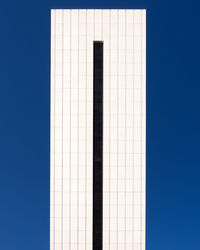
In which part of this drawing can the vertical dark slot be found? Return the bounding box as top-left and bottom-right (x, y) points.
(93, 41), (103, 250)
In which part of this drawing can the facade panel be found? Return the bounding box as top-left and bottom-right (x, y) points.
(51, 9), (146, 250)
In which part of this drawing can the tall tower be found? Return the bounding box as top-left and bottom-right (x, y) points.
(50, 9), (146, 250)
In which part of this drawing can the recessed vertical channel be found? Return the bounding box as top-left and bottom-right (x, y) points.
(93, 41), (103, 250)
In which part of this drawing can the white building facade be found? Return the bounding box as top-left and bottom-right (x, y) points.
(50, 9), (146, 250)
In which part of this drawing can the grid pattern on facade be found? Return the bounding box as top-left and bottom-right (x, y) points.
(50, 9), (146, 250)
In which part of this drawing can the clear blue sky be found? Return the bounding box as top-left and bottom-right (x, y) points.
(0, 0), (199, 249)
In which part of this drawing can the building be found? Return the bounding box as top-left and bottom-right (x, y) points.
(50, 9), (146, 250)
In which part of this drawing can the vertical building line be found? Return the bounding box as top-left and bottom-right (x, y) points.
(53, 9), (56, 250)
(140, 10), (143, 250)
(93, 41), (103, 250)
(50, 34), (52, 250)
(125, 9), (127, 250)
(117, 9), (119, 250)
(69, 9), (71, 250)
(144, 12), (146, 250)
(102, 9), (103, 40)
(109, 9), (111, 250)
(132, 9), (135, 250)
(94, 9), (95, 40)
(77, 9), (79, 250)
(85, 9), (87, 250)
(102, 9), (103, 249)
(93, 10), (95, 250)
(101, 9), (103, 248)
(61, 9), (64, 250)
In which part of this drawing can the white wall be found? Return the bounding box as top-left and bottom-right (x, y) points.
(51, 9), (146, 250)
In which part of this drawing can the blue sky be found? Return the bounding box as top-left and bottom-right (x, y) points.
(0, 0), (200, 249)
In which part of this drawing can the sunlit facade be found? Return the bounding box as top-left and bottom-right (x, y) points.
(50, 9), (146, 250)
